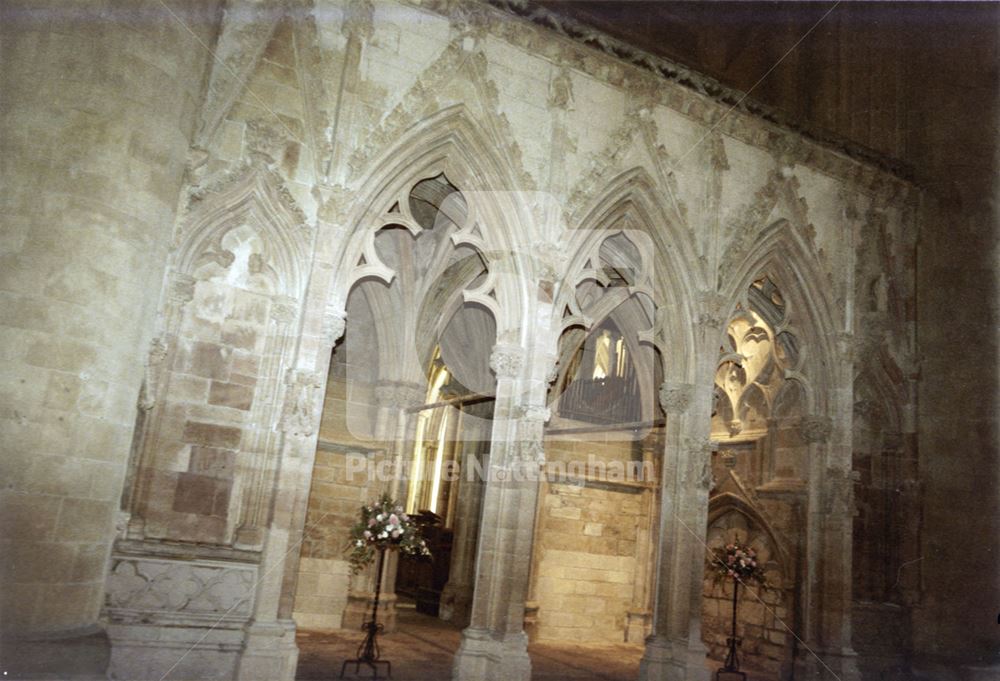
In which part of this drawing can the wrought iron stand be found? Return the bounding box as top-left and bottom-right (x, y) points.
(340, 548), (392, 679)
(717, 579), (746, 680)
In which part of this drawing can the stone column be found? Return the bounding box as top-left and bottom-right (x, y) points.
(625, 437), (659, 643)
(235, 312), (347, 681)
(440, 400), (493, 627)
(452, 344), (548, 681)
(796, 415), (862, 681)
(0, 2), (218, 676)
(639, 379), (714, 681)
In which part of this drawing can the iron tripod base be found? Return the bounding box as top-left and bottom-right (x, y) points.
(340, 547), (392, 679)
(716, 579), (746, 680)
(716, 636), (746, 680)
(339, 620), (392, 679)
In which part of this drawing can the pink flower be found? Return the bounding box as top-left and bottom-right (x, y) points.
(389, 513), (399, 525)
(363, 530), (372, 539)
(368, 518), (376, 527)
(391, 529), (401, 539)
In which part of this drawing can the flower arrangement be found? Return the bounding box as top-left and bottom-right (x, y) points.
(346, 494), (431, 574)
(709, 539), (767, 586)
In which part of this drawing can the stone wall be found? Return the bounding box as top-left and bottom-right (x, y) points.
(292, 334), (380, 630)
(531, 432), (654, 642)
(0, 1), (219, 675)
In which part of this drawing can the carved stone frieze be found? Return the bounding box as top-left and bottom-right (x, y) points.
(477, 0), (913, 189)
(105, 556), (256, 621)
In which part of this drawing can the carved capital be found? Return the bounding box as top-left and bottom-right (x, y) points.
(490, 344), (524, 378)
(323, 304), (347, 346)
(799, 415), (833, 444)
(342, 0), (375, 40)
(517, 404), (551, 423)
(658, 382), (694, 414)
(373, 381), (424, 410)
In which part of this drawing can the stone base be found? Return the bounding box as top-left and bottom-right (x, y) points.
(341, 591), (398, 633)
(106, 620), (243, 681)
(452, 627), (531, 681)
(439, 582), (473, 629)
(911, 661), (1000, 681)
(235, 620), (298, 681)
(625, 609), (652, 643)
(522, 601), (540, 643)
(1, 625), (110, 680)
(638, 635), (710, 681)
(793, 647), (861, 681)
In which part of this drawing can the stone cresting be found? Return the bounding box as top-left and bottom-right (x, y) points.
(481, 0), (914, 183)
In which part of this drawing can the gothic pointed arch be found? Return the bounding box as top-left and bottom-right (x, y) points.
(718, 219), (840, 411)
(329, 105), (531, 347)
(558, 167), (699, 385)
(177, 165), (311, 298)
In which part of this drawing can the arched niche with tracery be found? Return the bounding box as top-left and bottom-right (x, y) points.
(340, 173), (498, 398)
(122, 166), (312, 547)
(712, 276), (804, 443)
(702, 497), (793, 675)
(551, 226), (663, 431)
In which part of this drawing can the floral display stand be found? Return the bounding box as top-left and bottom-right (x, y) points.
(708, 540), (767, 681)
(340, 495), (431, 680)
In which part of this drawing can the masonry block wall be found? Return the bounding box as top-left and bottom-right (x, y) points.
(532, 432), (654, 642)
(293, 333), (379, 629)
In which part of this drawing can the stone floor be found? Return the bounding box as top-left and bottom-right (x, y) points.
(296, 605), (644, 681)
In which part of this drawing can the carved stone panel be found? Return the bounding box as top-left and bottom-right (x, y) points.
(105, 555), (257, 624)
